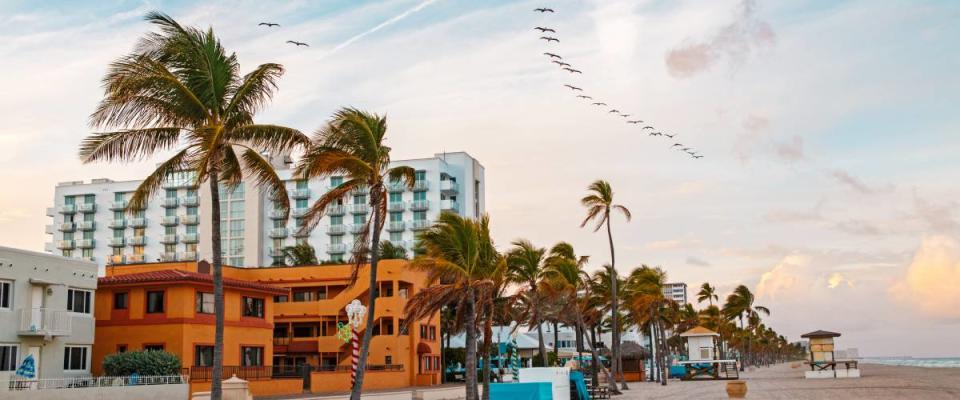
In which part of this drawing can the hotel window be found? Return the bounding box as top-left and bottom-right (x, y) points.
(296, 180), (308, 190)
(398, 319), (408, 336)
(114, 192), (124, 202)
(0, 344), (17, 371)
(196, 292), (214, 314)
(63, 346), (89, 371)
(82, 249), (93, 259)
(144, 344), (165, 351)
(165, 189), (176, 199)
(415, 170), (426, 182)
(67, 289), (92, 314)
(389, 232), (402, 242)
(389, 192), (402, 204)
(295, 198), (308, 209)
(274, 294), (288, 303)
(113, 210), (124, 224)
(117, 344), (128, 353)
(331, 215), (343, 226)
(84, 194), (95, 204)
(187, 206), (198, 216)
(292, 325), (314, 338)
(241, 347), (264, 366)
(113, 292), (128, 310)
(146, 291), (165, 313)
(413, 191), (426, 201)
(165, 207), (176, 217)
(242, 297), (265, 318)
(429, 326), (437, 341)
(474, 180), (480, 217)
(353, 214), (365, 225)
(385, 355), (392, 365)
(330, 176), (343, 187)
(195, 345), (214, 367)
(353, 194), (366, 205)
(413, 211), (427, 221)
(0, 280), (11, 310)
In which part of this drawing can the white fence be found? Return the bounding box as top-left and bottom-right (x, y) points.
(4, 375), (189, 400)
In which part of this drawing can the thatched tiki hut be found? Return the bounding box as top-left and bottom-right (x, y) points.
(621, 341), (649, 381)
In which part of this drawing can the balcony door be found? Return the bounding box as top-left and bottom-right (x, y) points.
(30, 284), (45, 328)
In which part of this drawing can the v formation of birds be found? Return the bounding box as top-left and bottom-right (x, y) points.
(533, 7), (702, 159)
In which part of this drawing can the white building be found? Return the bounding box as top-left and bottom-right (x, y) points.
(0, 246), (98, 381)
(45, 151), (484, 269)
(662, 282), (688, 304)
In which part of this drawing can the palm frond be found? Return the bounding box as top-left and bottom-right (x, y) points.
(127, 148), (191, 214)
(239, 147), (291, 215)
(226, 124), (309, 153)
(79, 127), (182, 163)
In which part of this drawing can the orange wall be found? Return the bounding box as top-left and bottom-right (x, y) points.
(191, 378), (304, 397)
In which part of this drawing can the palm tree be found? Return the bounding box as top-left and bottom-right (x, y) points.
(722, 285), (770, 371)
(402, 213), (499, 400)
(505, 239), (548, 366)
(295, 107), (415, 399)
(378, 240), (408, 260)
(283, 243), (318, 266)
(696, 283), (719, 307)
(79, 13), (307, 399)
(580, 180), (631, 390)
(476, 257), (508, 400)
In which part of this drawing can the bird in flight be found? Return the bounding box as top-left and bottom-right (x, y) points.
(619, 113), (630, 118)
(608, 109), (620, 113)
(693, 155), (704, 159)
(540, 36), (560, 43)
(649, 132), (663, 137)
(664, 133), (676, 138)
(681, 147), (691, 152)
(562, 67), (582, 74)
(534, 8), (555, 13)
(576, 95), (593, 99)
(535, 27), (556, 33)
(592, 102), (607, 106)
(259, 22), (280, 27)
(642, 126), (654, 130)
(552, 60), (571, 67)
(286, 40), (309, 47)
(544, 52), (562, 59)
(563, 84), (583, 91)
(672, 143), (682, 147)
(627, 120), (642, 124)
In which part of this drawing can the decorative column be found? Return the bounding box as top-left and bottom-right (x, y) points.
(345, 299), (367, 388)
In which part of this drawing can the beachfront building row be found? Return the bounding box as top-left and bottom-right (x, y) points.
(662, 282), (688, 304)
(0, 246), (98, 382)
(45, 151), (484, 270)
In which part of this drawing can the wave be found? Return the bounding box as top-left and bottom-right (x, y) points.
(861, 358), (960, 368)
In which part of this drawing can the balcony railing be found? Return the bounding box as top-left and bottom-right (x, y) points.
(350, 186), (368, 196)
(108, 219), (127, 229)
(386, 221), (405, 232)
(18, 308), (71, 336)
(349, 204), (370, 214)
(387, 202), (405, 212)
(56, 240), (75, 250)
(269, 228), (288, 238)
(326, 205), (346, 216)
(129, 218), (147, 228)
(181, 214), (200, 225)
(269, 209), (287, 220)
(182, 233), (199, 243)
(109, 238), (125, 247)
(78, 203), (96, 213)
(160, 234), (178, 244)
(327, 225), (347, 235)
(409, 200), (430, 211)
(109, 201), (127, 211)
(386, 181), (406, 193)
(189, 366), (273, 382)
(349, 224), (366, 234)
(181, 251), (198, 261)
(440, 180), (460, 193)
(161, 198), (179, 208)
(109, 255), (125, 264)
(408, 220), (431, 231)
(129, 236), (146, 246)
(327, 243), (348, 254)
(59, 222), (76, 232)
(160, 252), (178, 262)
(59, 204), (76, 214)
(291, 189), (311, 199)
(161, 216), (179, 226)
(77, 221), (96, 231)
(181, 196), (199, 206)
(412, 180), (429, 192)
(269, 247), (285, 258)
(291, 208), (309, 218)
(127, 254), (145, 263)
(77, 239), (95, 249)
(440, 200), (459, 212)
(162, 180), (198, 189)
(292, 228), (310, 238)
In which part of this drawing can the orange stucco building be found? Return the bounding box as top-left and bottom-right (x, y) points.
(94, 259), (442, 396)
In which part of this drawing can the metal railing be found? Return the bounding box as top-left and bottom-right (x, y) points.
(349, 204), (370, 214)
(59, 204), (76, 214)
(327, 224), (347, 235)
(129, 218), (147, 228)
(180, 251), (198, 261)
(181, 214), (200, 225)
(161, 198), (179, 208)
(408, 220), (431, 231)
(269, 228), (288, 238)
(129, 236), (146, 245)
(189, 366), (272, 381)
(387, 202), (405, 212)
(386, 221), (405, 232)
(412, 180), (429, 192)
(57, 240), (75, 250)
(160, 234), (178, 244)
(160, 216), (179, 226)
(160, 252), (178, 262)
(77, 221), (96, 231)
(126, 254), (145, 263)
(78, 203), (96, 213)
(181, 196), (199, 206)
(76, 239), (95, 249)
(269, 209), (287, 220)
(291, 208), (309, 218)
(59, 222), (76, 232)
(349, 224), (366, 234)
(440, 200), (459, 211)
(409, 200), (430, 211)
(182, 233), (198, 243)
(108, 220), (126, 229)
(327, 243), (348, 254)
(386, 182), (406, 192)
(17, 308), (71, 336)
(7, 375), (187, 391)
(109, 201), (127, 211)
(291, 189), (311, 199)
(326, 205), (346, 216)
(109, 238), (125, 247)
(440, 180), (460, 193)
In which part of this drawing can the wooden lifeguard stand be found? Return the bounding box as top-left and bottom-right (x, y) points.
(801, 330), (859, 378)
(678, 326), (738, 380)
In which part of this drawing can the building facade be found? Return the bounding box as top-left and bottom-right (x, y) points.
(662, 282), (688, 304)
(46, 152), (485, 270)
(0, 246), (98, 381)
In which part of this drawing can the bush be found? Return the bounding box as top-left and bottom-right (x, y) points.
(102, 350), (182, 376)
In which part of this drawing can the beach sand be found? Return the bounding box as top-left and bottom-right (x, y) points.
(619, 363), (960, 399)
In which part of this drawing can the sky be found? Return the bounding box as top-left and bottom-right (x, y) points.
(1, 0), (959, 357)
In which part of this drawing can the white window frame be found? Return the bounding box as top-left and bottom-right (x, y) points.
(0, 343), (18, 371)
(0, 279), (12, 310)
(67, 288), (93, 314)
(63, 345), (90, 371)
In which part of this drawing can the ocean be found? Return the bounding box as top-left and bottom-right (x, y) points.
(861, 358), (960, 368)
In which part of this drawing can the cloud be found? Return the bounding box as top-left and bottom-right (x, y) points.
(686, 256), (712, 267)
(644, 239), (702, 251)
(911, 193), (959, 234)
(831, 170), (874, 194)
(774, 135), (805, 163)
(890, 235), (960, 320)
(321, 0), (439, 58)
(664, 0), (776, 78)
(734, 113), (771, 161)
(833, 219), (883, 236)
(827, 272), (854, 289)
(756, 254), (809, 300)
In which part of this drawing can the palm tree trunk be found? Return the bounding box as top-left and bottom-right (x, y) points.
(532, 284), (546, 367)
(589, 324), (599, 386)
(464, 288), (479, 400)
(575, 323), (583, 369)
(657, 320), (668, 386)
(481, 313), (493, 400)
(350, 190), (383, 400)
(440, 321), (446, 384)
(738, 316), (745, 372)
(604, 217), (627, 390)
(536, 323), (547, 367)
(209, 172), (224, 400)
(576, 312), (614, 393)
(552, 321), (559, 365)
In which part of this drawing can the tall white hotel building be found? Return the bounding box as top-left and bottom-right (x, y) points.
(45, 152), (484, 270)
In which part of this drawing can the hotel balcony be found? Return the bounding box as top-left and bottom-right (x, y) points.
(327, 225), (347, 236)
(59, 222), (76, 232)
(160, 252), (178, 262)
(160, 234), (178, 244)
(77, 221), (96, 231)
(44, 224), (54, 235)
(291, 189), (311, 199)
(110, 200), (128, 211)
(127, 254), (145, 263)
(180, 251), (198, 261)
(45, 207), (56, 217)
(160, 216), (179, 226)
(386, 221), (405, 232)
(59, 204), (76, 214)
(109, 238), (125, 247)
(129, 218), (147, 228)
(327, 243), (348, 254)
(181, 214), (200, 225)
(292, 228), (310, 238)
(350, 186), (368, 196)
(182, 233), (199, 243)
(269, 247), (285, 258)
(181, 196), (199, 207)
(412, 180), (429, 192)
(76, 239), (95, 249)
(128, 236), (147, 246)
(439, 180), (460, 194)
(291, 208), (309, 218)
(409, 200), (430, 211)
(162, 180), (198, 189)
(269, 209), (288, 220)
(440, 200), (459, 212)
(326, 205), (346, 216)
(269, 228), (289, 239)
(17, 308), (71, 337)
(408, 220), (431, 231)
(349, 224), (366, 234)
(349, 204), (370, 214)
(108, 219), (127, 229)
(57, 240), (75, 250)
(386, 182), (406, 193)
(160, 198), (179, 208)
(78, 203), (96, 213)
(387, 202), (405, 212)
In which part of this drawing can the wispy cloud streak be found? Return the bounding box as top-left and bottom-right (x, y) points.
(321, 0), (439, 58)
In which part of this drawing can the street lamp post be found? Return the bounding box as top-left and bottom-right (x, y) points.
(345, 299), (367, 389)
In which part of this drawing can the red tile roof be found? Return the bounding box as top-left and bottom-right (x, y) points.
(99, 269), (287, 295)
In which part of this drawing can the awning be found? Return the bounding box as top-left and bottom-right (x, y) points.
(417, 342), (433, 354)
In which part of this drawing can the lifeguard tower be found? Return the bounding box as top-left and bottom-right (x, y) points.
(801, 330), (859, 378)
(678, 326), (738, 380)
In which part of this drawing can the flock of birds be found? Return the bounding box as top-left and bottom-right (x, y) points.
(533, 7), (703, 160)
(258, 22), (310, 47)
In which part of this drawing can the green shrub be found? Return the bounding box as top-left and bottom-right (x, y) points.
(102, 350), (182, 376)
